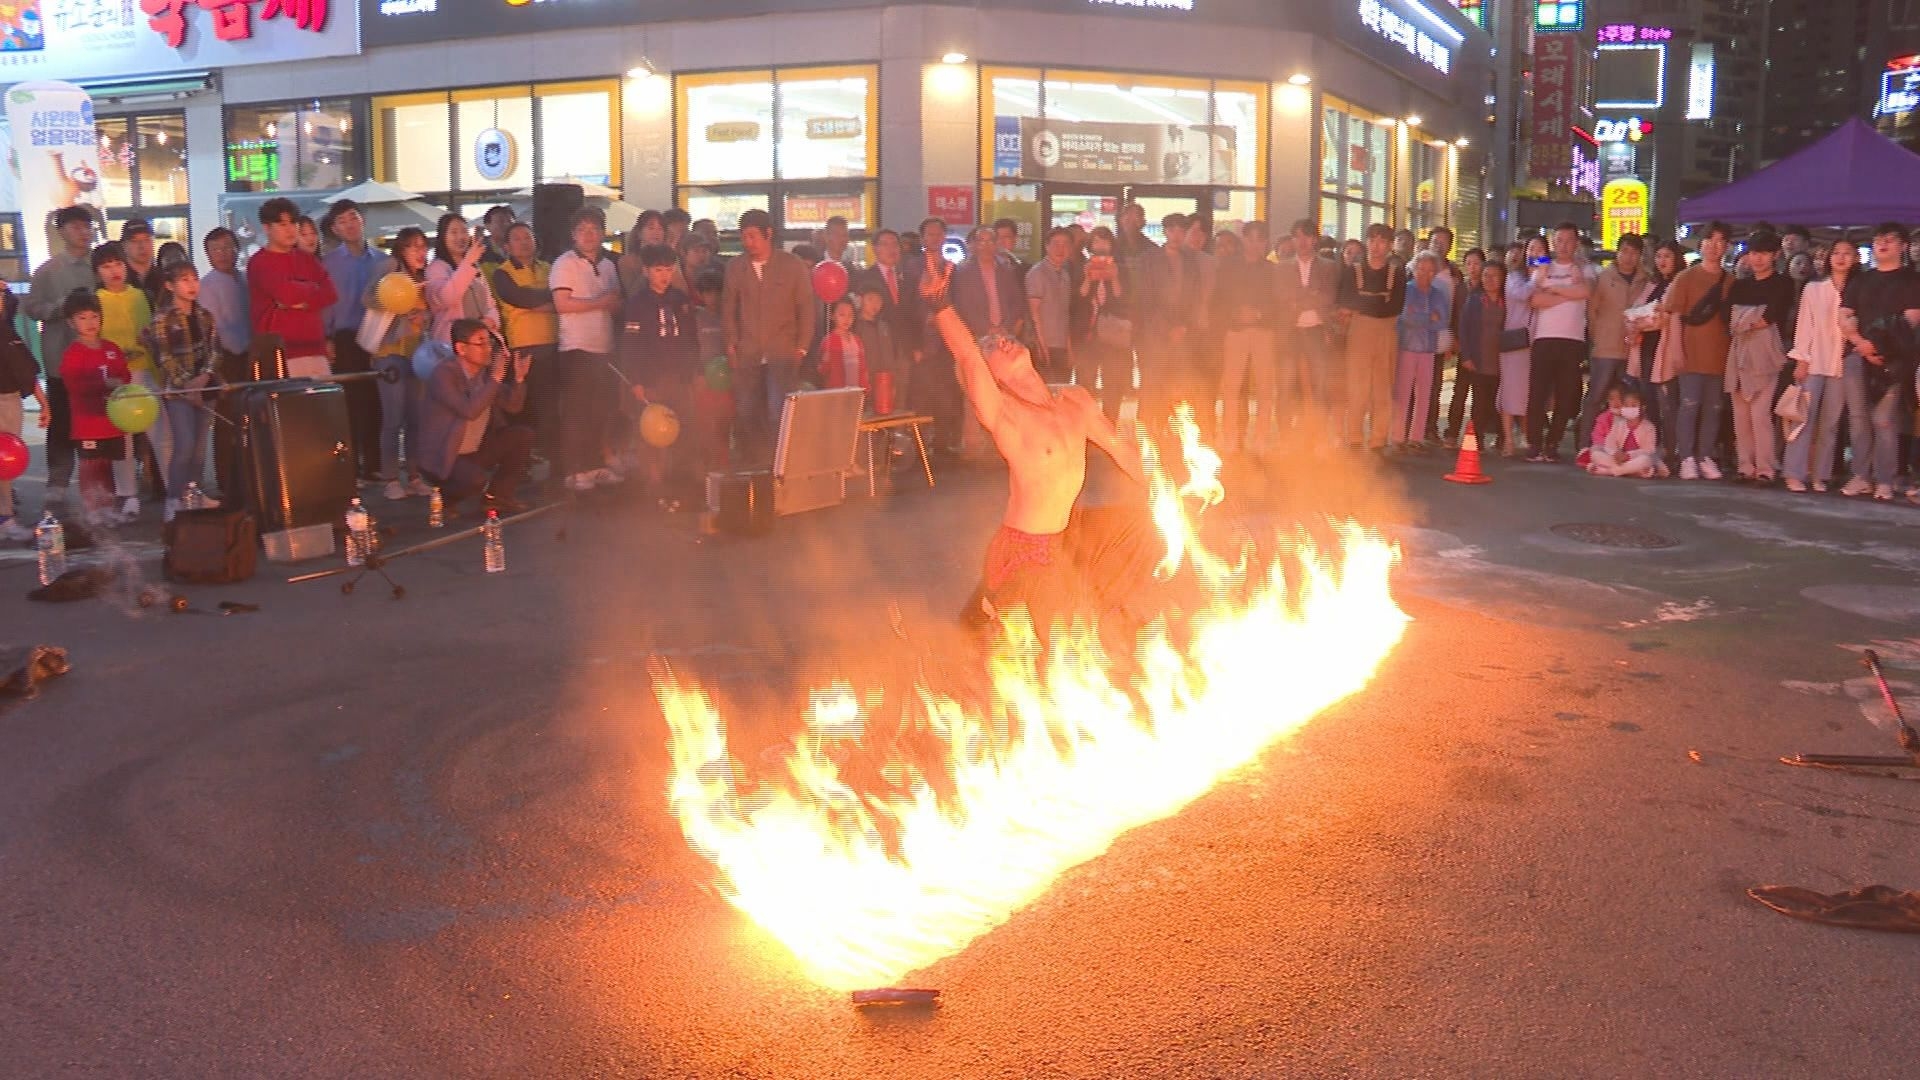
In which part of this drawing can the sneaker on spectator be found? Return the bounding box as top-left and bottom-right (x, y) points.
(384, 479), (410, 501)
(162, 499), (179, 524)
(1841, 477), (1872, 497)
(0, 517), (32, 542)
(1679, 457), (1700, 480)
(406, 476), (434, 498)
(1697, 458), (1723, 480)
(1785, 478), (1808, 492)
(1874, 483), (1895, 501)
(1813, 481), (1829, 493)
(119, 495), (141, 517)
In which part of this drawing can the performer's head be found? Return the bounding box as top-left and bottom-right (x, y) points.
(977, 332), (1038, 387)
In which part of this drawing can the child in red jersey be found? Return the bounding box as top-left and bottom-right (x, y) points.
(58, 289), (134, 523)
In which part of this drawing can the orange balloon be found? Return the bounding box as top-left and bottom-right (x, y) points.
(640, 403), (680, 448)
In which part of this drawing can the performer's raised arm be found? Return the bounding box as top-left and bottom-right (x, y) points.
(921, 262), (1005, 433)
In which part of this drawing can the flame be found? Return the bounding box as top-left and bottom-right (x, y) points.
(655, 422), (1408, 992)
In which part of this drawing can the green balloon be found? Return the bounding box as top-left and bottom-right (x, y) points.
(703, 356), (732, 392)
(107, 383), (160, 435)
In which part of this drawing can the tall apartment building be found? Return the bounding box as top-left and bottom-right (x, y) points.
(1762, 0), (1873, 161)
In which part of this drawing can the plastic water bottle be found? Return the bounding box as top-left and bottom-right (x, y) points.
(181, 482), (207, 511)
(482, 508), (505, 574)
(345, 498), (370, 567)
(34, 510), (65, 587)
(427, 486), (444, 529)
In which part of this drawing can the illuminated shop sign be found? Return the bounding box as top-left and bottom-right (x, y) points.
(1534, 1), (1582, 30)
(1596, 23), (1672, 43)
(1880, 57), (1920, 116)
(1358, 0), (1462, 76)
(1591, 116), (1652, 143)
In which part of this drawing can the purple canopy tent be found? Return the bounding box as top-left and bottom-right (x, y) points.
(1676, 117), (1920, 227)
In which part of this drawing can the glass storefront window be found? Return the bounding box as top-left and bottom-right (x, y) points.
(538, 83), (618, 185)
(374, 80), (619, 205)
(778, 72), (872, 180)
(1406, 137), (1444, 236)
(682, 72), (775, 186)
(680, 187), (771, 234)
(96, 118), (132, 208)
(94, 112), (189, 235)
(225, 99), (361, 192)
(379, 94), (452, 195)
(980, 67), (1267, 233)
(454, 90), (534, 193)
(1320, 99), (1395, 238)
(675, 65), (879, 240)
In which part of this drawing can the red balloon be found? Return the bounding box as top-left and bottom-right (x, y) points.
(811, 259), (849, 304)
(0, 431), (26, 483)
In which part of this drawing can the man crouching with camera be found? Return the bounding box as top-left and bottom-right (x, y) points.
(417, 318), (535, 517)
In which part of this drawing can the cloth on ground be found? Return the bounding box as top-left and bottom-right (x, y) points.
(0, 645), (71, 706)
(1748, 884), (1920, 933)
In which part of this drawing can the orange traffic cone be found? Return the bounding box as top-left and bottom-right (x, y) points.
(1445, 421), (1494, 485)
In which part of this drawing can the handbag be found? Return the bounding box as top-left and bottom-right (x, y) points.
(355, 307), (396, 355)
(1499, 325), (1530, 352)
(1095, 311), (1133, 350)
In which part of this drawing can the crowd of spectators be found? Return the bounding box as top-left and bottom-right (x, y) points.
(6, 196), (1920, 542)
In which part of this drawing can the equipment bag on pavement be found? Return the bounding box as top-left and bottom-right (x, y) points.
(164, 508), (259, 584)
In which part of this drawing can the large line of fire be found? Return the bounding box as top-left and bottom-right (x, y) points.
(656, 414), (1409, 991)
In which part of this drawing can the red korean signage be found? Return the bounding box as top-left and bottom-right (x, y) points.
(1529, 33), (1576, 180)
(927, 185), (976, 228)
(141, 0), (329, 50)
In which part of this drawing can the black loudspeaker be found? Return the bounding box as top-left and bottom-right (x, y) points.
(532, 182), (585, 263)
(236, 380), (357, 533)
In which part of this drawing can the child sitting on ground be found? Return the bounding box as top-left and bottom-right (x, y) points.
(58, 290), (134, 522)
(1586, 388), (1660, 478)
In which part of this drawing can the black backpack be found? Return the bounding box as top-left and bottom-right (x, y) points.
(163, 509), (259, 585)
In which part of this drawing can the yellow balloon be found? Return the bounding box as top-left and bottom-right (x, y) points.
(639, 403), (680, 448)
(377, 272), (420, 314)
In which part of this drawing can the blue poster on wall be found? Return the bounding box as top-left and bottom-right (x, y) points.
(993, 116), (1022, 179)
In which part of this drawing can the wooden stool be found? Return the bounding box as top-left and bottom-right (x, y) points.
(855, 413), (935, 496)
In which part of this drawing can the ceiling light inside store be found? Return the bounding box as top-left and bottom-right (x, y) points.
(1374, 116), (1395, 127)
(1455, 137), (1470, 147)
(627, 59), (656, 80)
(1288, 73), (1312, 86)
(1405, 115), (1422, 126)
(942, 52), (969, 65)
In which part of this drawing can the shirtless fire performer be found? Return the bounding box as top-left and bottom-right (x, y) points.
(921, 262), (1159, 637)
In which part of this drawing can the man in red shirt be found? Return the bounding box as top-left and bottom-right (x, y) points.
(247, 197), (338, 379)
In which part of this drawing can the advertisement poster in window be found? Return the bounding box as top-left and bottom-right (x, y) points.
(1530, 34), (1576, 180)
(0, 1), (359, 83)
(927, 185), (975, 227)
(6, 80), (105, 270)
(996, 117), (1236, 185)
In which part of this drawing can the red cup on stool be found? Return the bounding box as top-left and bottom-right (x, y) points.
(874, 371), (895, 416)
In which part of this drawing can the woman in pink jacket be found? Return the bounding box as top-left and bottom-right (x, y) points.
(425, 214), (500, 346)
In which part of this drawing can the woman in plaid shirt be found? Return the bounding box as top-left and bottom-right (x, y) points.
(141, 262), (223, 521)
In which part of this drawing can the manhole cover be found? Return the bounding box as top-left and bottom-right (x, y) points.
(1550, 522), (1678, 549)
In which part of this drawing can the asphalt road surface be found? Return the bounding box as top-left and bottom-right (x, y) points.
(3, 446), (1919, 1078)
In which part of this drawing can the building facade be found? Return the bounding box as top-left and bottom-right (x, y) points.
(1, 0), (1497, 272)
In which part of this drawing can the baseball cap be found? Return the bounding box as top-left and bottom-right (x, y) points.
(1746, 230), (1780, 254)
(119, 217), (154, 241)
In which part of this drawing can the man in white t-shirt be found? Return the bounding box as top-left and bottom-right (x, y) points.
(1524, 221), (1598, 461)
(548, 207), (625, 490)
